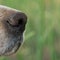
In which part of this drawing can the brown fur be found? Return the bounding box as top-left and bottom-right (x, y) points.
(0, 5), (27, 56)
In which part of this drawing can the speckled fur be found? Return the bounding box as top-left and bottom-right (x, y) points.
(0, 5), (27, 56)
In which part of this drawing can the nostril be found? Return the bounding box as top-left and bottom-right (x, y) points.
(6, 12), (27, 27)
(18, 18), (24, 26)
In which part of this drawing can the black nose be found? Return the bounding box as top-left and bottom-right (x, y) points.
(8, 12), (27, 27)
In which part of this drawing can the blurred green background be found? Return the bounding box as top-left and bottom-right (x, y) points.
(0, 0), (60, 60)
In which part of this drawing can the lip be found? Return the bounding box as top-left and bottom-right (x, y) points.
(1, 42), (21, 56)
(0, 35), (22, 56)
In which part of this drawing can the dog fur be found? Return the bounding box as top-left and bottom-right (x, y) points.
(0, 5), (27, 56)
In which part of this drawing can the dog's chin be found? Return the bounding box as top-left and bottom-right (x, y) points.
(3, 42), (21, 56)
(0, 34), (23, 56)
(4, 42), (21, 56)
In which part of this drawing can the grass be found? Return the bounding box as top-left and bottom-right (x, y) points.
(0, 0), (60, 60)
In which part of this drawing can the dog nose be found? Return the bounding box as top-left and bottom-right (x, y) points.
(8, 12), (27, 27)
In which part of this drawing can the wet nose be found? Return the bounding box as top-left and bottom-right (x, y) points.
(8, 12), (27, 27)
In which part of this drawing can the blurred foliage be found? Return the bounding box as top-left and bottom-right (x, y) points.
(0, 0), (60, 60)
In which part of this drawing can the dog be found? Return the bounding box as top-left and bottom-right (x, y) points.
(0, 5), (27, 56)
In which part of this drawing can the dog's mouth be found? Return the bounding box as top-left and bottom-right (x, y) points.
(0, 34), (23, 56)
(4, 41), (21, 56)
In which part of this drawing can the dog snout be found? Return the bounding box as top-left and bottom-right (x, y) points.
(7, 12), (27, 27)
